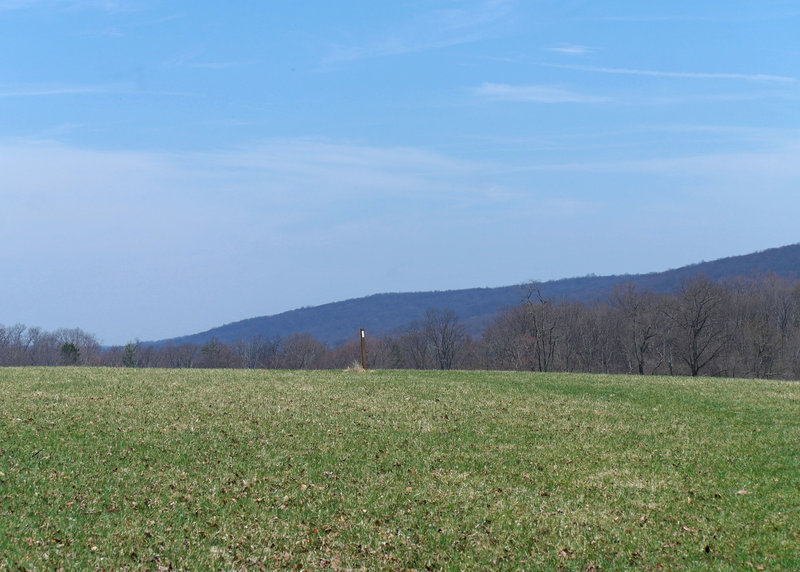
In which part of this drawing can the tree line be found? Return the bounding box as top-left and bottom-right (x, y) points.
(3, 274), (800, 379)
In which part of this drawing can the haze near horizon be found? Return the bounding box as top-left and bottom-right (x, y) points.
(2, 1), (799, 345)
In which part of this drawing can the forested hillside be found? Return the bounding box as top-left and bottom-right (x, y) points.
(156, 243), (800, 347)
(4, 243), (800, 379)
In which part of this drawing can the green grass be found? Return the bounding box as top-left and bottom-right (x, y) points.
(1, 368), (798, 570)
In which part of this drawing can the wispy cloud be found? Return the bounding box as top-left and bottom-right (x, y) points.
(642, 124), (800, 144)
(545, 44), (598, 56)
(321, 0), (514, 67)
(0, 137), (504, 227)
(472, 82), (796, 107)
(472, 83), (612, 104)
(189, 60), (258, 70)
(544, 63), (797, 83)
(162, 50), (257, 71)
(0, 83), (127, 97)
(598, 10), (800, 23)
(645, 91), (799, 104)
(0, 0), (132, 12)
(202, 138), (490, 204)
(0, 83), (197, 98)
(0, 137), (498, 265)
(508, 142), (800, 180)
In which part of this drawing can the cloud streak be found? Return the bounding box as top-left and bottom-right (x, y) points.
(545, 44), (598, 56)
(0, 83), (128, 97)
(162, 50), (258, 70)
(0, 137), (495, 224)
(473, 82), (796, 107)
(321, 0), (514, 67)
(598, 10), (800, 23)
(0, 83), (198, 98)
(189, 60), (258, 70)
(506, 142), (800, 181)
(0, 0), (131, 12)
(472, 83), (612, 103)
(543, 63), (797, 83)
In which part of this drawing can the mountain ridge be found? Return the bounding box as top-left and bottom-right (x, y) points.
(151, 243), (800, 347)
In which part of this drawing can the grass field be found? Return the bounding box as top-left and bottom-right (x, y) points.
(1, 367), (798, 570)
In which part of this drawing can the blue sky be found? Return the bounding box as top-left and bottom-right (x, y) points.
(2, 0), (799, 345)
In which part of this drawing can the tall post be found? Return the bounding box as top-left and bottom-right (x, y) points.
(360, 328), (368, 370)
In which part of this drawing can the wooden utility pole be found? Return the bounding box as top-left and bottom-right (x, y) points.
(360, 328), (368, 370)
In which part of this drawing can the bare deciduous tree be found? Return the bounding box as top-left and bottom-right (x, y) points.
(663, 276), (730, 377)
(613, 283), (661, 375)
(522, 282), (560, 372)
(280, 333), (327, 369)
(163, 344), (200, 368)
(423, 308), (466, 370)
(396, 326), (430, 369)
(234, 335), (282, 369)
(482, 306), (536, 371)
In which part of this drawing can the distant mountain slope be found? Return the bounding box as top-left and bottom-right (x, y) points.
(154, 243), (800, 347)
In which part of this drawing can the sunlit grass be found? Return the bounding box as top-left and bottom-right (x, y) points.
(1, 367), (798, 569)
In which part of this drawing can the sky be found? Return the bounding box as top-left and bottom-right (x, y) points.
(2, 0), (800, 345)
